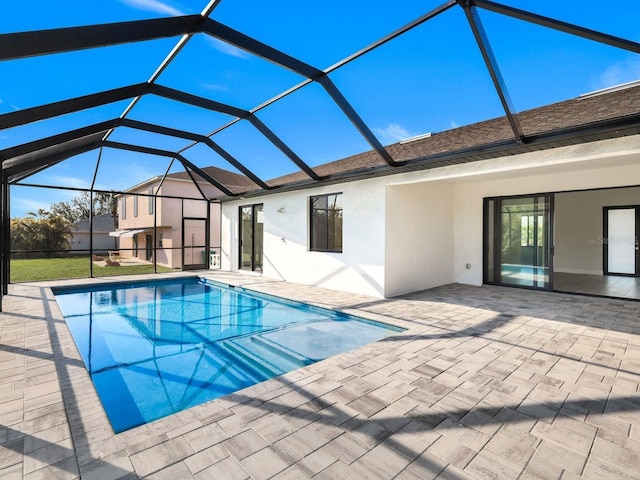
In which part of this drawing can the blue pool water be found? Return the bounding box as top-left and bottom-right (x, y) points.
(53, 277), (402, 432)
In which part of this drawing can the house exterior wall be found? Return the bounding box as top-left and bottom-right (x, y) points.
(69, 232), (116, 253)
(221, 135), (640, 298)
(117, 179), (218, 268)
(221, 181), (388, 297)
(384, 182), (455, 297)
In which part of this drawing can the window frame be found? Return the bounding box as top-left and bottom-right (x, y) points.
(309, 192), (343, 253)
(121, 197), (127, 220)
(133, 195), (139, 217)
(148, 187), (154, 214)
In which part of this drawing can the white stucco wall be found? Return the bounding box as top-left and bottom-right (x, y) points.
(221, 135), (640, 297)
(222, 181), (388, 297)
(554, 187), (640, 275)
(69, 232), (116, 252)
(384, 182), (455, 297)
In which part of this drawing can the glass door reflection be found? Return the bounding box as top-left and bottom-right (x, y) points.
(485, 194), (553, 290)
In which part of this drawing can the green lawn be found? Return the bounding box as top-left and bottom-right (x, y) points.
(10, 257), (177, 282)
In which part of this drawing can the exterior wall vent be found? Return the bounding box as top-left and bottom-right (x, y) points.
(400, 132), (432, 144)
(579, 79), (640, 100)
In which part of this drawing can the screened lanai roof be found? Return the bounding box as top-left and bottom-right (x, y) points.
(1, 0), (639, 211)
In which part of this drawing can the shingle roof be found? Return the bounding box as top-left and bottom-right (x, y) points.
(266, 83), (640, 188)
(166, 165), (258, 194)
(72, 213), (116, 233)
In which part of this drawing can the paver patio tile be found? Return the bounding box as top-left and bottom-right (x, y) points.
(23, 454), (79, 480)
(582, 456), (640, 480)
(383, 420), (440, 460)
(0, 439), (23, 470)
(347, 393), (388, 418)
(145, 461), (195, 480)
(425, 434), (476, 469)
(23, 423), (71, 454)
(313, 460), (368, 480)
(590, 436), (640, 475)
(394, 452), (447, 479)
(78, 449), (134, 480)
(294, 448), (337, 476)
(271, 464), (310, 479)
(342, 416), (392, 447)
(434, 464), (479, 480)
(484, 424), (539, 465)
(221, 428), (268, 461)
(194, 455), (249, 480)
(184, 443), (229, 474)
(435, 417), (491, 451)
(0, 462), (23, 480)
(531, 439), (587, 474)
(520, 453), (564, 480)
(182, 421), (228, 453)
(531, 418), (596, 456)
(217, 412), (253, 437)
(458, 408), (501, 436)
(464, 448), (524, 480)
(351, 443), (411, 479)
(240, 446), (290, 480)
(129, 437), (194, 477)
(322, 432), (370, 464)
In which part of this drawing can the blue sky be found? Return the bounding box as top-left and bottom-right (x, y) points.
(1, 0), (639, 217)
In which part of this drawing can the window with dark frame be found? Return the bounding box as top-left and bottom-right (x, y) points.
(121, 197), (126, 220)
(133, 195), (138, 217)
(310, 193), (343, 252)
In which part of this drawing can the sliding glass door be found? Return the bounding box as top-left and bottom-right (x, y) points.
(484, 194), (553, 290)
(239, 204), (263, 272)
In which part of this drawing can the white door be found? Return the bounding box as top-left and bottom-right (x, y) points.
(606, 208), (637, 275)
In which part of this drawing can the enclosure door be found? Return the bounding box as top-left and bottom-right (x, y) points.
(484, 194), (553, 290)
(604, 207), (639, 276)
(183, 218), (207, 270)
(145, 234), (153, 262)
(239, 204), (263, 272)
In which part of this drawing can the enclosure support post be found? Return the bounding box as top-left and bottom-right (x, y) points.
(0, 167), (4, 311)
(1, 169), (9, 304)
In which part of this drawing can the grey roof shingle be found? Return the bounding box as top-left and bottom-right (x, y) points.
(266, 83), (640, 188)
(72, 213), (116, 233)
(165, 165), (258, 194)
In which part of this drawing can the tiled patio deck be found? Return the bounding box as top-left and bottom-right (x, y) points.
(1, 272), (640, 480)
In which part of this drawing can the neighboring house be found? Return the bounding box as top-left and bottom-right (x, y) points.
(112, 166), (255, 269)
(70, 213), (116, 254)
(220, 82), (640, 298)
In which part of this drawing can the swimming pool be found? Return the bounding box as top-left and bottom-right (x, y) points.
(53, 277), (402, 432)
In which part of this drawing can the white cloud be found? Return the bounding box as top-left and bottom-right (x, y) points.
(95, 163), (158, 191)
(373, 123), (416, 144)
(597, 56), (640, 89)
(450, 120), (459, 129)
(118, 0), (185, 16)
(200, 82), (229, 92)
(48, 175), (91, 190)
(206, 37), (250, 59)
(12, 198), (58, 216)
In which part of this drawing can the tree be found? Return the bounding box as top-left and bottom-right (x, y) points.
(51, 191), (117, 225)
(11, 210), (72, 258)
